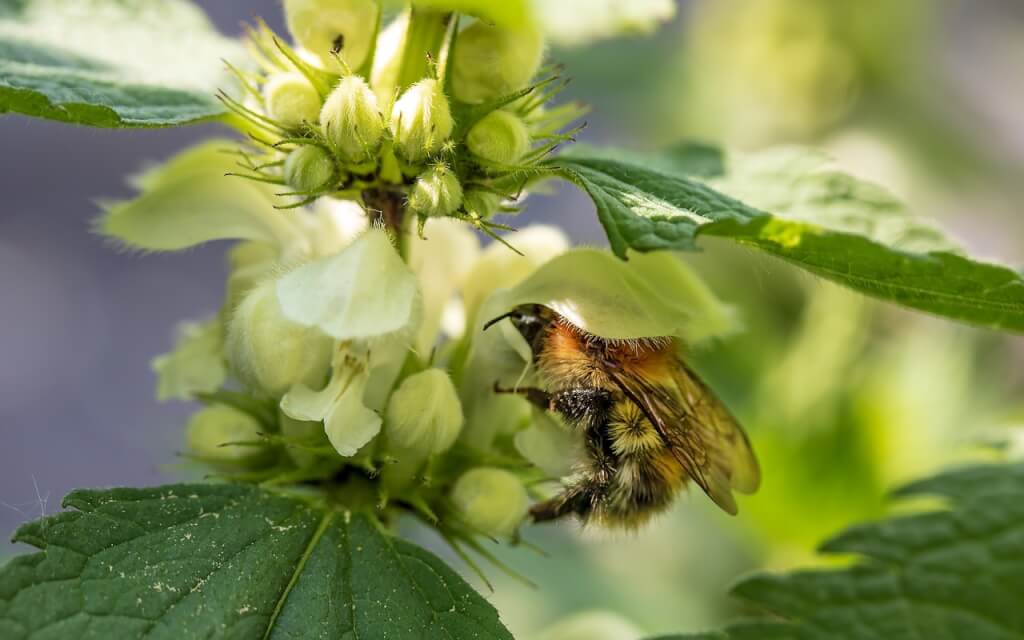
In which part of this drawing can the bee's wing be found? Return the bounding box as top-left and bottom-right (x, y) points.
(607, 360), (760, 515)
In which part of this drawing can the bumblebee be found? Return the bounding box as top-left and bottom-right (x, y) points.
(486, 304), (760, 527)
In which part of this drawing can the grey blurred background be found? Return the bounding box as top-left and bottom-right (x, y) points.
(2, 0), (1023, 559)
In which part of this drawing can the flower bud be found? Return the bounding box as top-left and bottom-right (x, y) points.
(320, 75), (385, 164)
(284, 0), (379, 69)
(263, 72), (322, 128)
(389, 79), (453, 163)
(283, 145), (338, 193)
(186, 404), (272, 469)
(451, 22), (545, 104)
(466, 110), (530, 165)
(226, 280), (333, 397)
(408, 166), (463, 218)
(449, 467), (528, 537)
(385, 369), (463, 455)
(462, 189), (503, 219)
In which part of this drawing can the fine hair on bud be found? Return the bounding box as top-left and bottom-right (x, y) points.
(320, 75), (385, 164)
(449, 467), (529, 537)
(186, 404), (272, 469)
(284, 0), (379, 69)
(466, 110), (531, 166)
(408, 165), (463, 218)
(226, 279), (333, 397)
(385, 368), (464, 455)
(452, 21), (545, 104)
(389, 78), (453, 163)
(263, 72), (322, 129)
(284, 145), (338, 193)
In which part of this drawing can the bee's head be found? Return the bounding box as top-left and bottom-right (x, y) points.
(483, 304), (548, 347)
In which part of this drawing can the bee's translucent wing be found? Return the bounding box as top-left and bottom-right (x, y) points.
(608, 360), (760, 515)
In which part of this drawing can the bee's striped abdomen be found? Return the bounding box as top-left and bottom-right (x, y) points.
(599, 399), (686, 526)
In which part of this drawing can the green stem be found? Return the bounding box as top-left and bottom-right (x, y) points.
(396, 8), (452, 91)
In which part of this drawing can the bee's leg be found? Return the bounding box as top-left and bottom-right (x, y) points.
(492, 383), (551, 410)
(530, 484), (590, 522)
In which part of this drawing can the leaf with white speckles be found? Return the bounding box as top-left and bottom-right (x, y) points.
(0, 484), (513, 640)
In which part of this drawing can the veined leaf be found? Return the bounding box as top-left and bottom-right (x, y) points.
(0, 0), (245, 127)
(552, 145), (1024, 332)
(0, 484), (513, 639)
(656, 464), (1024, 640)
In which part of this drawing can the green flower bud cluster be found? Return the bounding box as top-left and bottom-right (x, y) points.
(219, 2), (584, 235)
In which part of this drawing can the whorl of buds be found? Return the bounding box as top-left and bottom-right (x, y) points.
(263, 72), (322, 129)
(283, 145), (338, 193)
(385, 369), (463, 455)
(226, 280), (333, 397)
(408, 166), (463, 218)
(449, 467), (528, 537)
(466, 110), (531, 166)
(284, 0), (379, 69)
(451, 21), (545, 104)
(185, 404), (271, 469)
(320, 75), (385, 164)
(389, 78), (453, 163)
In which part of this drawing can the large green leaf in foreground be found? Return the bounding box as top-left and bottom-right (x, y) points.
(553, 146), (1024, 332)
(0, 0), (244, 127)
(656, 464), (1024, 640)
(0, 484), (512, 639)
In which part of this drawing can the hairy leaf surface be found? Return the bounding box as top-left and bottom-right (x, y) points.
(0, 484), (513, 639)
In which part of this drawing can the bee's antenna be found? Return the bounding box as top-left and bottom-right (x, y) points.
(482, 311), (516, 331)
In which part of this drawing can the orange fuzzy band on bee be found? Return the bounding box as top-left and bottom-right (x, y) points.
(493, 303), (760, 527)
(537, 319), (678, 392)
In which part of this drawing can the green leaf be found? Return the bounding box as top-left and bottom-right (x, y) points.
(552, 145), (1024, 333)
(665, 464), (1024, 640)
(99, 140), (305, 252)
(0, 484), (513, 639)
(0, 0), (244, 127)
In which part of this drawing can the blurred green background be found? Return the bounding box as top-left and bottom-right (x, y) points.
(1, 0), (1023, 638)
